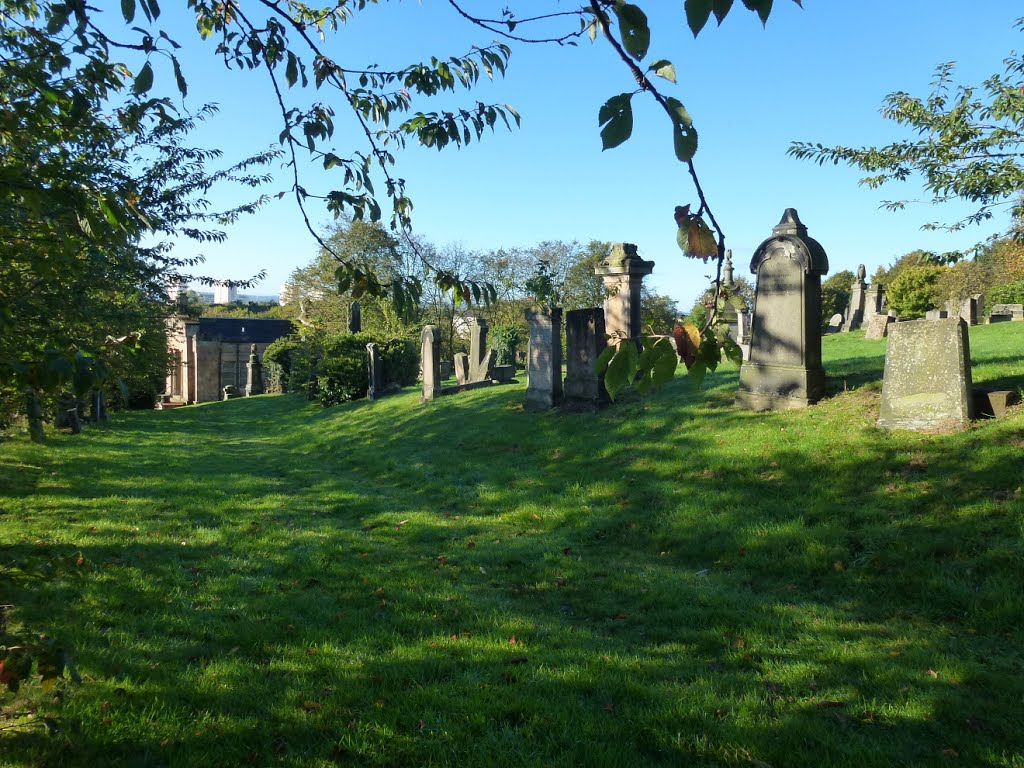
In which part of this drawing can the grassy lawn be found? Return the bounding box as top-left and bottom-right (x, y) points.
(2, 324), (1024, 767)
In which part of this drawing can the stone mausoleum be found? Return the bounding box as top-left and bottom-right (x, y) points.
(165, 316), (294, 404)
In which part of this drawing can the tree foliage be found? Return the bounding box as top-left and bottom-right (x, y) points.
(886, 265), (946, 319)
(789, 18), (1024, 248)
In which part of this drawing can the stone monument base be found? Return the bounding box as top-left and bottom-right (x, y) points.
(735, 363), (825, 411)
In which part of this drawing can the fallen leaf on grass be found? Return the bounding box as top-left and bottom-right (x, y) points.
(466, 539), (476, 549)
(941, 748), (959, 758)
(508, 635), (517, 645)
(612, 613), (628, 621)
(927, 669), (939, 679)
(301, 701), (322, 712)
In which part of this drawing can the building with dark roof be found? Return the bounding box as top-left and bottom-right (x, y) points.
(165, 316), (294, 404)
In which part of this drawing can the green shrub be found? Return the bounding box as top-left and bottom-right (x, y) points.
(490, 324), (521, 366)
(987, 279), (1024, 312)
(821, 270), (855, 329)
(263, 336), (305, 393)
(886, 265), (946, 319)
(303, 333), (418, 407)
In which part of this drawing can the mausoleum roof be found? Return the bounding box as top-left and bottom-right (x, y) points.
(196, 317), (294, 343)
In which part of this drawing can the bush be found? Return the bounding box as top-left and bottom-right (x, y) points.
(489, 324), (521, 366)
(886, 265), (946, 319)
(820, 270), (855, 329)
(987, 279), (1024, 312)
(306, 333), (418, 407)
(263, 336), (305, 393)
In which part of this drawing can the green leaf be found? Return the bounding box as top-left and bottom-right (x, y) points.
(613, 2), (650, 61)
(594, 344), (616, 375)
(688, 360), (707, 388)
(685, 0), (713, 36)
(651, 338), (678, 388)
(741, 0), (773, 26)
(667, 97), (698, 161)
(604, 342), (638, 401)
(647, 59), (676, 83)
(132, 62), (153, 95)
(713, 0), (735, 24)
(598, 93), (633, 151)
(728, 294), (746, 311)
(286, 52), (298, 88)
(171, 55), (188, 97)
(121, 0), (136, 23)
(686, 217), (717, 261)
(721, 336), (744, 365)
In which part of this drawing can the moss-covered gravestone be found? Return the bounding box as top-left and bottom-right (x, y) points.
(736, 209), (829, 411)
(878, 318), (973, 430)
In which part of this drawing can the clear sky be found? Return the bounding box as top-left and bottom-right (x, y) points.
(146, 1), (1024, 308)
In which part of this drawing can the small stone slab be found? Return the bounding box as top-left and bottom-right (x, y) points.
(491, 364), (515, 384)
(925, 309), (948, 320)
(972, 389), (1021, 419)
(826, 313), (844, 333)
(878, 318), (973, 430)
(989, 303), (1023, 322)
(863, 314), (895, 340)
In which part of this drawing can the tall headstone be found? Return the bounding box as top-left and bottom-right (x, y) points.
(736, 209), (829, 411)
(865, 283), (886, 316)
(348, 301), (362, 333)
(594, 243), (654, 345)
(563, 308), (608, 408)
(878, 318), (973, 430)
(420, 325), (442, 401)
(525, 307), (563, 410)
(245, 343), (264, 396)
(843, 264), (868, 332)
(366, 342), (382, 400)
(468, 317), (492, 382)
(454, 353), (470, 385)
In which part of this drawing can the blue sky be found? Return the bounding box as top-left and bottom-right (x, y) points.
(148, 1), (1024, 308)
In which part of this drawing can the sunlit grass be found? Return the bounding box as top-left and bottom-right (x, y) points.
(1, 323), (1023, 766)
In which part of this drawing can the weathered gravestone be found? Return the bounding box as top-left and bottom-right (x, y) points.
(56, 392), (81, 434)
(843, 264), (868, 332)
(864, 313), (895, 340)
(454, 353), (470, 385)
(366, 342), (382, 400)
(736, 209), (829, 411)
(594, 243), (654, 346)
(826, 313), (844, 333)
(525, 306), (563, 410)
(245, 343), (264, 396)
(878, 318), (973, 430)
(925, 309), (948, 321)
(348, 301), (361, 333)
(973, 388), (1020, 419)
(420, 325), (442, 401)
(563, 308), (608, 409)
(989, 303), (1024, 323)
(439, 360), (454, 380)
(948, 294), (981, 325)
(467, 317), (493, 382)
(865, 283), (887, 316)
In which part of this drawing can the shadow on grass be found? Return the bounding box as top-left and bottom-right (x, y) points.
(2, 375), (1023, 766)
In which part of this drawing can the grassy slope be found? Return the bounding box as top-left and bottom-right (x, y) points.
(1, 324), (1023, 767)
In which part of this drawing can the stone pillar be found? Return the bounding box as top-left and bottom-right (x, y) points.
(468, 317), (491, 382)
(865, 284), (886, 316)
(454, 353), (470, 385)
(420, 325), (442, 401)
(736, 209), (829, 411)
(366, 342), (382, 400)
(563, 308), (608, 408)
(348, 301), (361, 333)
(524, 307), (563, 410)
(594, 243), (654, 344)
(245, 343), (264, 396)
(184, 320), (199, 403)
(843, 264), (868, 332)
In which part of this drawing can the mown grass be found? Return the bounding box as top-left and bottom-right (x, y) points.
(2, 323), (1023, 767)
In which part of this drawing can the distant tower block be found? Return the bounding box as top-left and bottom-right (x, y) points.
(213, 281), (238, 305)
(736, 208), (829, 411)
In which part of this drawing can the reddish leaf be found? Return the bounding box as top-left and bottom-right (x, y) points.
(673, 204), (691, 228)
(673, 323), (700, 367)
